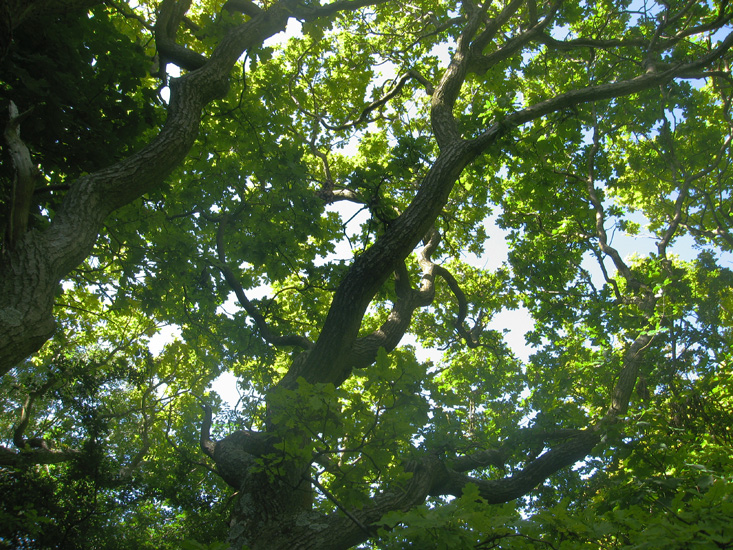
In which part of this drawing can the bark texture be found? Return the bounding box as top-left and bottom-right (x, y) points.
(1, 1), (732, 548)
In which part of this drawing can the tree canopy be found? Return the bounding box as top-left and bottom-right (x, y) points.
(1, 0), (733, 548)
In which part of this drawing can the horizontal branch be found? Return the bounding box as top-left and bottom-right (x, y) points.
(0, 445), (81, 467)
(292, 0), (391, 21)
(473, 28), (733, 150)
(431, 430), (601, 503)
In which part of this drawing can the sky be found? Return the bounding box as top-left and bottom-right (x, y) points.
(150, 6), (733, 407)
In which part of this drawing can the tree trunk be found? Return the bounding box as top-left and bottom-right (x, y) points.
(0, 233), (59, 372)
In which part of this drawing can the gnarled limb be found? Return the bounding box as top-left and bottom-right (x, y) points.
(0, 444), (80, 467)
(0, 0), (365, 374)
(430, 429), (601, 503)
(291, 0), (391, 21)
(347, 232), (440, 370)
(473, 28), (733, 150)
(3, 101), (38, 250)
(224, 0), (263, 18)
(155, 0), (207, 71)
(0, 373), (81, 466)
(12, 376), (56, 450)
(468, 0), (560, 75)
(199, 399), (273, 489)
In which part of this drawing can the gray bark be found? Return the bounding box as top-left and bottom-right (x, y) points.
(1, 2), (732, 548)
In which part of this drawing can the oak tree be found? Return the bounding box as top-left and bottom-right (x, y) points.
(2, 0), (733, 548)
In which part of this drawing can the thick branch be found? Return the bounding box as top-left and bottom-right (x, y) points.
(3, 101), (38, 250)
(469, 0), (560, 75)
(296, 430), (599, 549)
(431, 3), (488, 147)
(223, 0), (263, 17)
(347, 231), (440, 369)
(433, 429), (601, 503)
(606, 332), (654, 418)
(448, 447), (507, 472)
(474, 29), (733, 149)
(279, 13), (733, 392)
(468, 0), (524, 56)
(537, 34), (646, 51)
(0, 1), (296, 374)
(292, 0), (391, 21)
(199, 399), (273, 488)
(278, 138), (481, 388)
(12, 374), (59, 450)
(0, 445), (81, 467)
(155, 0), (208, 71)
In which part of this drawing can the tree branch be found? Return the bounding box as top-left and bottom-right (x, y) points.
(433, 429), (601, 503)
(12, 374), (59, 450)
(0, 0), (298, 374)
(347, 230), (440, 369)
(0, 445), (81, 467)
(468, 0), (560, 75)
(3, 101), (39, 250)
(292, 0), (391, 21)
(431, 1), (489, 148)
(474, 28), (733, 150)
(155, 0), (208, 71)
(214, 214), (313, 349)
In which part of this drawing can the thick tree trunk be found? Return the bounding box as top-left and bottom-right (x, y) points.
(0, 233), (59, 371)
(0, 3), (294, 375)
(227, 468), (316, 550)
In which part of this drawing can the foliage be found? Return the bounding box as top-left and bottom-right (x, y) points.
(1, 0), (733, 548)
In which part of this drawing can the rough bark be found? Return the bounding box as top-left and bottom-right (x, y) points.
(222, 8), (733, 550)
(0, 0), (299, 374)
(2, 1), (732, 549)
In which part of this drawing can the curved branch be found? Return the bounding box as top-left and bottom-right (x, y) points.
(606, 332), (655, 418)
(3, 101), (39, 250)
(474, 28), (733, 150)
(659, 132), (733, 256)
(292, 0), (391, 21)
(584, 125), (639, 287)
(431, 2), (489, 147)
(214, 214), (313, 350)
(347, 230), (440, 369)
(155, 0), (208, 71)
(0, 1), (296, 374)
(469, 0), (560, 75)
(223, 0), (263, 17)
(109, 0), (155, 32)
(468, 0), (524, 56)
(433, 430), (601, 503)
(199, 400), (216, 459)
(293, 70), (427, 134)
(448, 447), (507, 473)
(321, 72), (416, 132)
(12, 375), (59, 450)
(197, 397), (272, 488)
(299, 430), (599, 549)
(433, 265), (484, 347)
